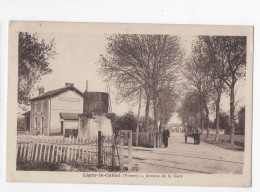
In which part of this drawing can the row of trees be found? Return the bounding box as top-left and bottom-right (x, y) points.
(98, 35), (183, 132)
(179, 36), (246, 144)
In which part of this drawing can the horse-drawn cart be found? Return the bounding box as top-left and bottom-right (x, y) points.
(184, 124), (201, 145)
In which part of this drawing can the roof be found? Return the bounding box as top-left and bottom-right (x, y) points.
(22, 110), (31, 116)
(30, 85), (83, 101)
(60, 113), (79, 120)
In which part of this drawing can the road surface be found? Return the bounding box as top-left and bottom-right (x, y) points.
(129, 133), (244, 174)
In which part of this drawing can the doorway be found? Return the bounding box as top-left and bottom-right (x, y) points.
(61, 121), (64, 135)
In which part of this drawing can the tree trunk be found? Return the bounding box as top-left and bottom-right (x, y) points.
(145, 93), (150, 131)
(159, 119), (164, 132)
(199, 101), (204, 133)
(215, 93), (221, 142)
(136, 86), (142, 146)
(204, 101), (210, 140)
(153, 94), (158, 132)
(230, 84), (235, 145)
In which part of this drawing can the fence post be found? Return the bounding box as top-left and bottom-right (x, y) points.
(119, 131), (124, 171)
(111, 133), (115, 171)
(97, 131), (102, 168)
(128, 130), (132, 172)
(136, 131), (138, 147)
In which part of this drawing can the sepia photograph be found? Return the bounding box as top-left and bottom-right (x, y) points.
(6, 21), (253, 186)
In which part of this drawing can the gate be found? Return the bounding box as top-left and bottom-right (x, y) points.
(98, 130), (133, 171)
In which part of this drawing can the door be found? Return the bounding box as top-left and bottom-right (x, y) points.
(61, 121), (64, 135)
(41, 117), (44, 134)
(25, 117), (30, 131)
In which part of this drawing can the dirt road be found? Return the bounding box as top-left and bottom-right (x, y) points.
(131, 133), (244, 174)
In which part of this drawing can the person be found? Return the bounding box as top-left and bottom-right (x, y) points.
(185, 123), (192, 143)
(162, 129), (170, 147)
(193, 126), (201, 145)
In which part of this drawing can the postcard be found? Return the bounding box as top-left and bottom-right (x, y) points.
(6, 21), (253, 186)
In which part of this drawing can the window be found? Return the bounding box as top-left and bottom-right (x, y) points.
(41, 101), (44, 112)
(35, 102), (37, 112)
(35, 117), (37, 128)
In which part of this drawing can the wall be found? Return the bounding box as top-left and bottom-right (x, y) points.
(50, 90), (83, 135)
(78, 115), (113, 139)
(30, 98), (49, 135)
(64, 120), (78, 130)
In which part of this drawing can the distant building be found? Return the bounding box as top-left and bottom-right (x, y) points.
(23, 83), (83, 136)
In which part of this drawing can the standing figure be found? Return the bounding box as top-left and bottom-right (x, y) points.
(185, 123), (192, 143)
(162, 129), (170, 147)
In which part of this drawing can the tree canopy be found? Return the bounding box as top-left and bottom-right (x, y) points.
(18, 32), (57, 110)
(99, 34), (183, 131)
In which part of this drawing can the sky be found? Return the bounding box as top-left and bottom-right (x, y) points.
(20, 33), (245, 123)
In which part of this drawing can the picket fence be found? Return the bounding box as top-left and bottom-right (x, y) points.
(16, 135), (113, 166)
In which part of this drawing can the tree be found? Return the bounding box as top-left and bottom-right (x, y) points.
(178, 92), (201, 127)
(202, 36), (246, 144)
(183, 40), (213, 138)
(214, 111), (230, 133)
(157, 88), (178, 131)
(98, 34), (183, 131)
(116, 111), (137, 131)
(197, 36), (227, 142)
(18, 32), (57, 110)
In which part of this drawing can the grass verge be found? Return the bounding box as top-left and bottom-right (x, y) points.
(16, 160), (113, 172)
(201, 134), (244, 151)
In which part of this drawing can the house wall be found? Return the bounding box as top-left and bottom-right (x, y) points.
(49, 90), (83, 135)
(30, 98), (49, 135)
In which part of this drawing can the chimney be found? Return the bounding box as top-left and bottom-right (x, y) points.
(65, 83), (74, 87)
(39, 87), (44, 95)
(85, 80), (88, 92)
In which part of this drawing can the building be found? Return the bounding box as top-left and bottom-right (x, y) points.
(22, 110), (31, 133)
(25, 83), (84, 136)
(78, 92), (113, 139)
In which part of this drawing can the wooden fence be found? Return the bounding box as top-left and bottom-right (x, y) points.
(121, 131), (163, 148)
(16, 135), (112, 166)
(16, 133), (133, 171)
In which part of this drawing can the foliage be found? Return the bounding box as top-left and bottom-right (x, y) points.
(235, 106), (245, 135)
(157, 88), (178, 127)
(17, 116), (25, 130)
(183, 38), (215, 137)
(178, 92), (201, 127)
(115, 111), (137, 132)
(200, 36), (246, 144)
(18, 32), (57, 110)
(16, 160), (112, 172)
(138, 116), (154, 131)
(213, 112), (230, 133)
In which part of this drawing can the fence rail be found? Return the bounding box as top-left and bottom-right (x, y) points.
(17, 132), (134, 171)
(16, 135), (114, 166)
